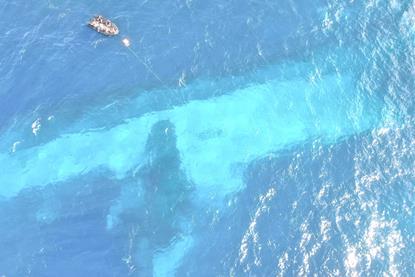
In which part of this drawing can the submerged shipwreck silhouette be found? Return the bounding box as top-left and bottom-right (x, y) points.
(88, 15), (119, 36)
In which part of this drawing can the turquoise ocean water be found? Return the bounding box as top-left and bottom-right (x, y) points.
(0, 0), (414, 276)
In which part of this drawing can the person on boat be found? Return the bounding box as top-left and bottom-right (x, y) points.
(96, 15), (104, 23)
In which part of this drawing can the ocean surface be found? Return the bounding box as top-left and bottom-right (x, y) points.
(0, 0), (414, 276)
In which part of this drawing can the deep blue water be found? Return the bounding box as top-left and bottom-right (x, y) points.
(0, 0), (414, 276)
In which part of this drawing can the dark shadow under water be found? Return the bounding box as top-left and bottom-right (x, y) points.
(0, 119), (194, 276)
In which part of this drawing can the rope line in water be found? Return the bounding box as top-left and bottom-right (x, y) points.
(124, 42), (164, 84)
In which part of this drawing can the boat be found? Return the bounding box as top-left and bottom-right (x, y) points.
(88, 15), (119, 36)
